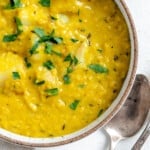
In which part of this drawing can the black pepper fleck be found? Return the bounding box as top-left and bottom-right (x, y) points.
(114, 55), (119, 61)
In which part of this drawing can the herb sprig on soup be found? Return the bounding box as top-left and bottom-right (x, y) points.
(0, 0), (130, 137)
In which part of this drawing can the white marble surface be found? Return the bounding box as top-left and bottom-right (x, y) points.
(0, 0), (150, 149)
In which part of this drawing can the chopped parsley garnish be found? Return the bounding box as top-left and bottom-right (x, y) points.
(3, 34), (19, 42)
(67, 66), (73, 74)
(36, 29), (55, 42)
(44, 43), (62, 57)
(33, 28), (45, 38)
(45, 88), (59, 96)
(73, 56), (78, 65)
(32, 29), (62, 44)
(30, 29), (63, 55)
(12, 72), (21, 80)
(64, 54), (72, 62)
(63, 54), (78, 84)
(63, 74), (71, 84)
(39, 35), (52, 42)
(38, 30), (63, 44)
(51, 50), (62, 57)
(15, 17), (23, 33)
(24, 57), (32, 68)
(29, 41), (40, 55)
(3, 17), (22, 42)
(34, 80), (45, 85)
(97, 109), (104, 117)
(71, 38), (79, 43)
(45, 42), (53, 54)
(5, 0), (22, 9)
(43, 60), (55, 70)
(88, 64), (108, 73)
(64, 54), (78, 66)
(69, 100), (80, 110)
(51, 37), (63, 44)
(39, 0), (51, 7)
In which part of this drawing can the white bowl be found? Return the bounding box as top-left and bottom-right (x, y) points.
(0, 0), (138, 147)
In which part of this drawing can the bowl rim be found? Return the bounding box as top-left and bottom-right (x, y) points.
(0, 0), (138, 147)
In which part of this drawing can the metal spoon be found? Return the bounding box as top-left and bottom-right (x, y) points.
(104, 74), (150, 150)
(132, 110), (150, 150)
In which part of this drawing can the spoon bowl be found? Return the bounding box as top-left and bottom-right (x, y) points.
(104, 74), (150, 149)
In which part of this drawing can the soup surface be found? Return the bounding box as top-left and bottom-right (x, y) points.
(0, 0), (130, 137)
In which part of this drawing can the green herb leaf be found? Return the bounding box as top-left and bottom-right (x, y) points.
(73, 56), (78, 65)
(33, 28), (45, 38)
(67, 66), (73, 74)
(45, 43), (62, 57)
(63, 74), (71, 84)
(12, 72), (21, 79)
(88, 64), (108, 73)
(3, 34), (18, 42)
(3, 17), (22, 42)
(37, 29), (55, 43)
(98, 109), (104, 117)
(43, 60), (55, 70)
(40, 35), (63, 44)
(31, 29), (63, 56)
(29, 41), (40, 55)
(15, 17), (23, 33)
(64, 54), (72, 62)
(45, 88), (59, 96)
(63, 55), (78, 84)
(49, 29), (55, 37)
(64, 54), (78, 66)
(39, 35), (52, 42)
(45, 42), (53, 54)
(51, 37), (63, 44)
(39, 0), (51, 7)
(71, 38), (79, 43)
(24, 57), (32, 68)
(32, 29), (62, 45)
(51, 50), (62, 57)
(34, 80), (45, 85)
(5, 0), (22, 9)
(69, 100), (80, 110)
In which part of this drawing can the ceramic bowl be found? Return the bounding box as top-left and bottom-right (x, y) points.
(0, 0), (138, 147)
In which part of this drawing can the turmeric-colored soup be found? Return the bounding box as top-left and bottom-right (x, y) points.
(0, 0), (130, 137)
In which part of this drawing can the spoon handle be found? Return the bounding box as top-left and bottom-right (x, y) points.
(104, 128), (122, 150)
(132, 110), (150, 150)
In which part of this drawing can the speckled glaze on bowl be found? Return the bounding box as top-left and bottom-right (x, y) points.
(0, 0), (138, 147)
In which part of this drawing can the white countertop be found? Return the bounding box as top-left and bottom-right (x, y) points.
(0, 0), (150, 149)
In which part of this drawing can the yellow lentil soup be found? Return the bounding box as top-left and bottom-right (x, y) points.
(0, 0), (130, 137)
